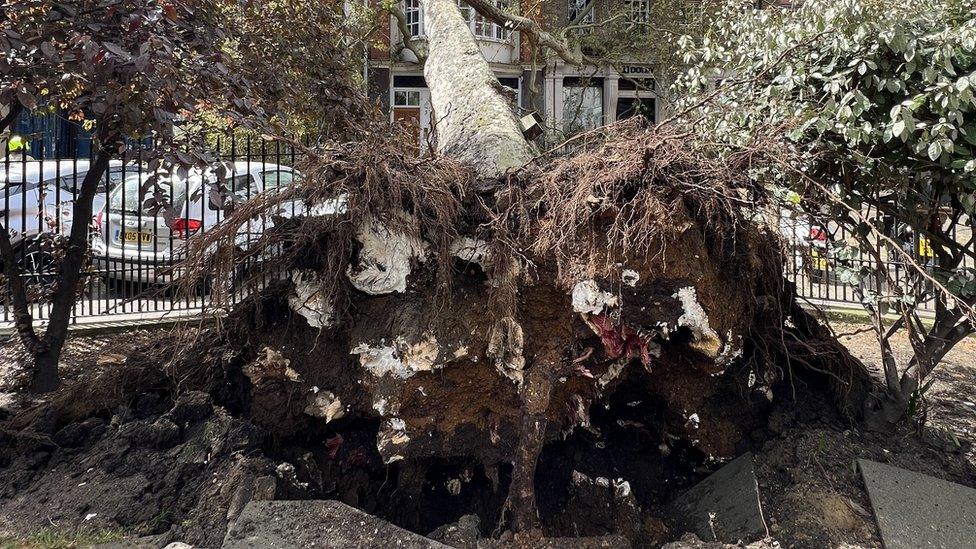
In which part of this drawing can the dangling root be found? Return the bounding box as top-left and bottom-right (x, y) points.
(500, 355), (569, 534)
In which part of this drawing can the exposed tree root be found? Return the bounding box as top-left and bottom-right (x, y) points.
(503, 357), (566, 533)
(158, 118), (880, 540)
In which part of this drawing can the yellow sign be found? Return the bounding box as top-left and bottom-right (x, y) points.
(918, 236), (934, 258)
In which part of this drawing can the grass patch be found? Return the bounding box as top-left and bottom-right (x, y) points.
(0, 528), (126, 549)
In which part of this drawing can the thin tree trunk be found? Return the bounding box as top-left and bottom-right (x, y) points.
(0, 218), (43, 354)
(899, 318), (973, 396)
(505, 361), (557, 533)
(419, 0), (534, 179)
(30, 140), (114, 393)
(0, 103), (45, 357)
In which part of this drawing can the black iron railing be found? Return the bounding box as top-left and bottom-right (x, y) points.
(1, 131), (971, 330)
(1, 132), (306, 327)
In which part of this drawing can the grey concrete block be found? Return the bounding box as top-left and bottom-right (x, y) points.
(667, 452), (769, 543)
(221, 500), (451, 548)
(859, 459), (976, 549)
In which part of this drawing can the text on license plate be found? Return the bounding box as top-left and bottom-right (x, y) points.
(122, 231), (152, 244)
(811, 250), (828, 270)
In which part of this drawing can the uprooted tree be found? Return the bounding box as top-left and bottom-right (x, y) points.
(0, 0), (365, 392)
(384, 0), (722, 140)
(674, 0), (976, 429)
(175, 0), (873, 536)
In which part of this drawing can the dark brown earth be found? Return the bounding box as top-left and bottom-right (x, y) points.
(0, 318), (973, 548)
(752, 322), (976, 549)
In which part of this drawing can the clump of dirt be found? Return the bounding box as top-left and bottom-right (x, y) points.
(0, 389), (276, 547)
(0, 330), (277, 546)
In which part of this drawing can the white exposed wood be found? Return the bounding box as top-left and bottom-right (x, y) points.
(419, 0), (535, 178)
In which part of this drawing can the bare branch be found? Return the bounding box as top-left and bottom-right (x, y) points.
(388, 4), (428, 61)
(464, 0), (592, 66)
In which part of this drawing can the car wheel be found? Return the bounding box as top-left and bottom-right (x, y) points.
(16, 237), (59, 288)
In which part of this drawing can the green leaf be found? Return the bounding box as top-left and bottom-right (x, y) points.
(892, 120), (905, 138)
(928, 140), (943, 161)
(903, 113), (915, 134)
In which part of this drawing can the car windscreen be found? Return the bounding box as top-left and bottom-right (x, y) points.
(259, 170), (300, 191)
(58, 167), (128, 194)
(109, 175), (190, 215)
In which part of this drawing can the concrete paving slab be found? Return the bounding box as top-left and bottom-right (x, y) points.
(859, 459), (976, 549)
(221, 500), (450, 548)
(667, 452), (769, 543)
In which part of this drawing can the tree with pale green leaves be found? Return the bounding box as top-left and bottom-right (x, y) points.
(675, 0), (976, 429)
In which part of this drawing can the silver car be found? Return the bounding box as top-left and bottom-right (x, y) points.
(91, 161), (298, 284)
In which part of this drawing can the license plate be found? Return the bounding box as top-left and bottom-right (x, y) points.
(122, 230), (152, 244)
(811, 250), (828, 271)
(918, 236), (934, 258)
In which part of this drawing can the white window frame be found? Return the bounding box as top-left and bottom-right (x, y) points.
(625, 0), (650, 27)
(393, 89), (423, 107)
(391, 86), (433, 155)
(400, 0), (511, 42)
(467, 0), (512, 41)
(562, 78), (604, 134)
(404, 0), (424, 38)
(568, 0), (594, 25)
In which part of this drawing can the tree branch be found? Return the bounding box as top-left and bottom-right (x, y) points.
(464, 0), (592, 66)
(901, 302), (974, 392)
(0, 103), (38, 351)
(1, 103), (23, 134)
(0, 222), (43, 354)
(388, 4), (428, 62)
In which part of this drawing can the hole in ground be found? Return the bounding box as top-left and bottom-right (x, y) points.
(265, 381), (715, 542)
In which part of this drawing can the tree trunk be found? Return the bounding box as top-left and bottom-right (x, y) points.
(30, 350), (60, 393)
(419, 0), (535, 179)
(30, 142), (114, 393)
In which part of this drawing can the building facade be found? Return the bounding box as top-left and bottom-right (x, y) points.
(366, 0), (664, 152)
(4, 109), (93, 159)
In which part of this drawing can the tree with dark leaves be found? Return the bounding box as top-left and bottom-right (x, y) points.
(0, 0), (364, 392)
